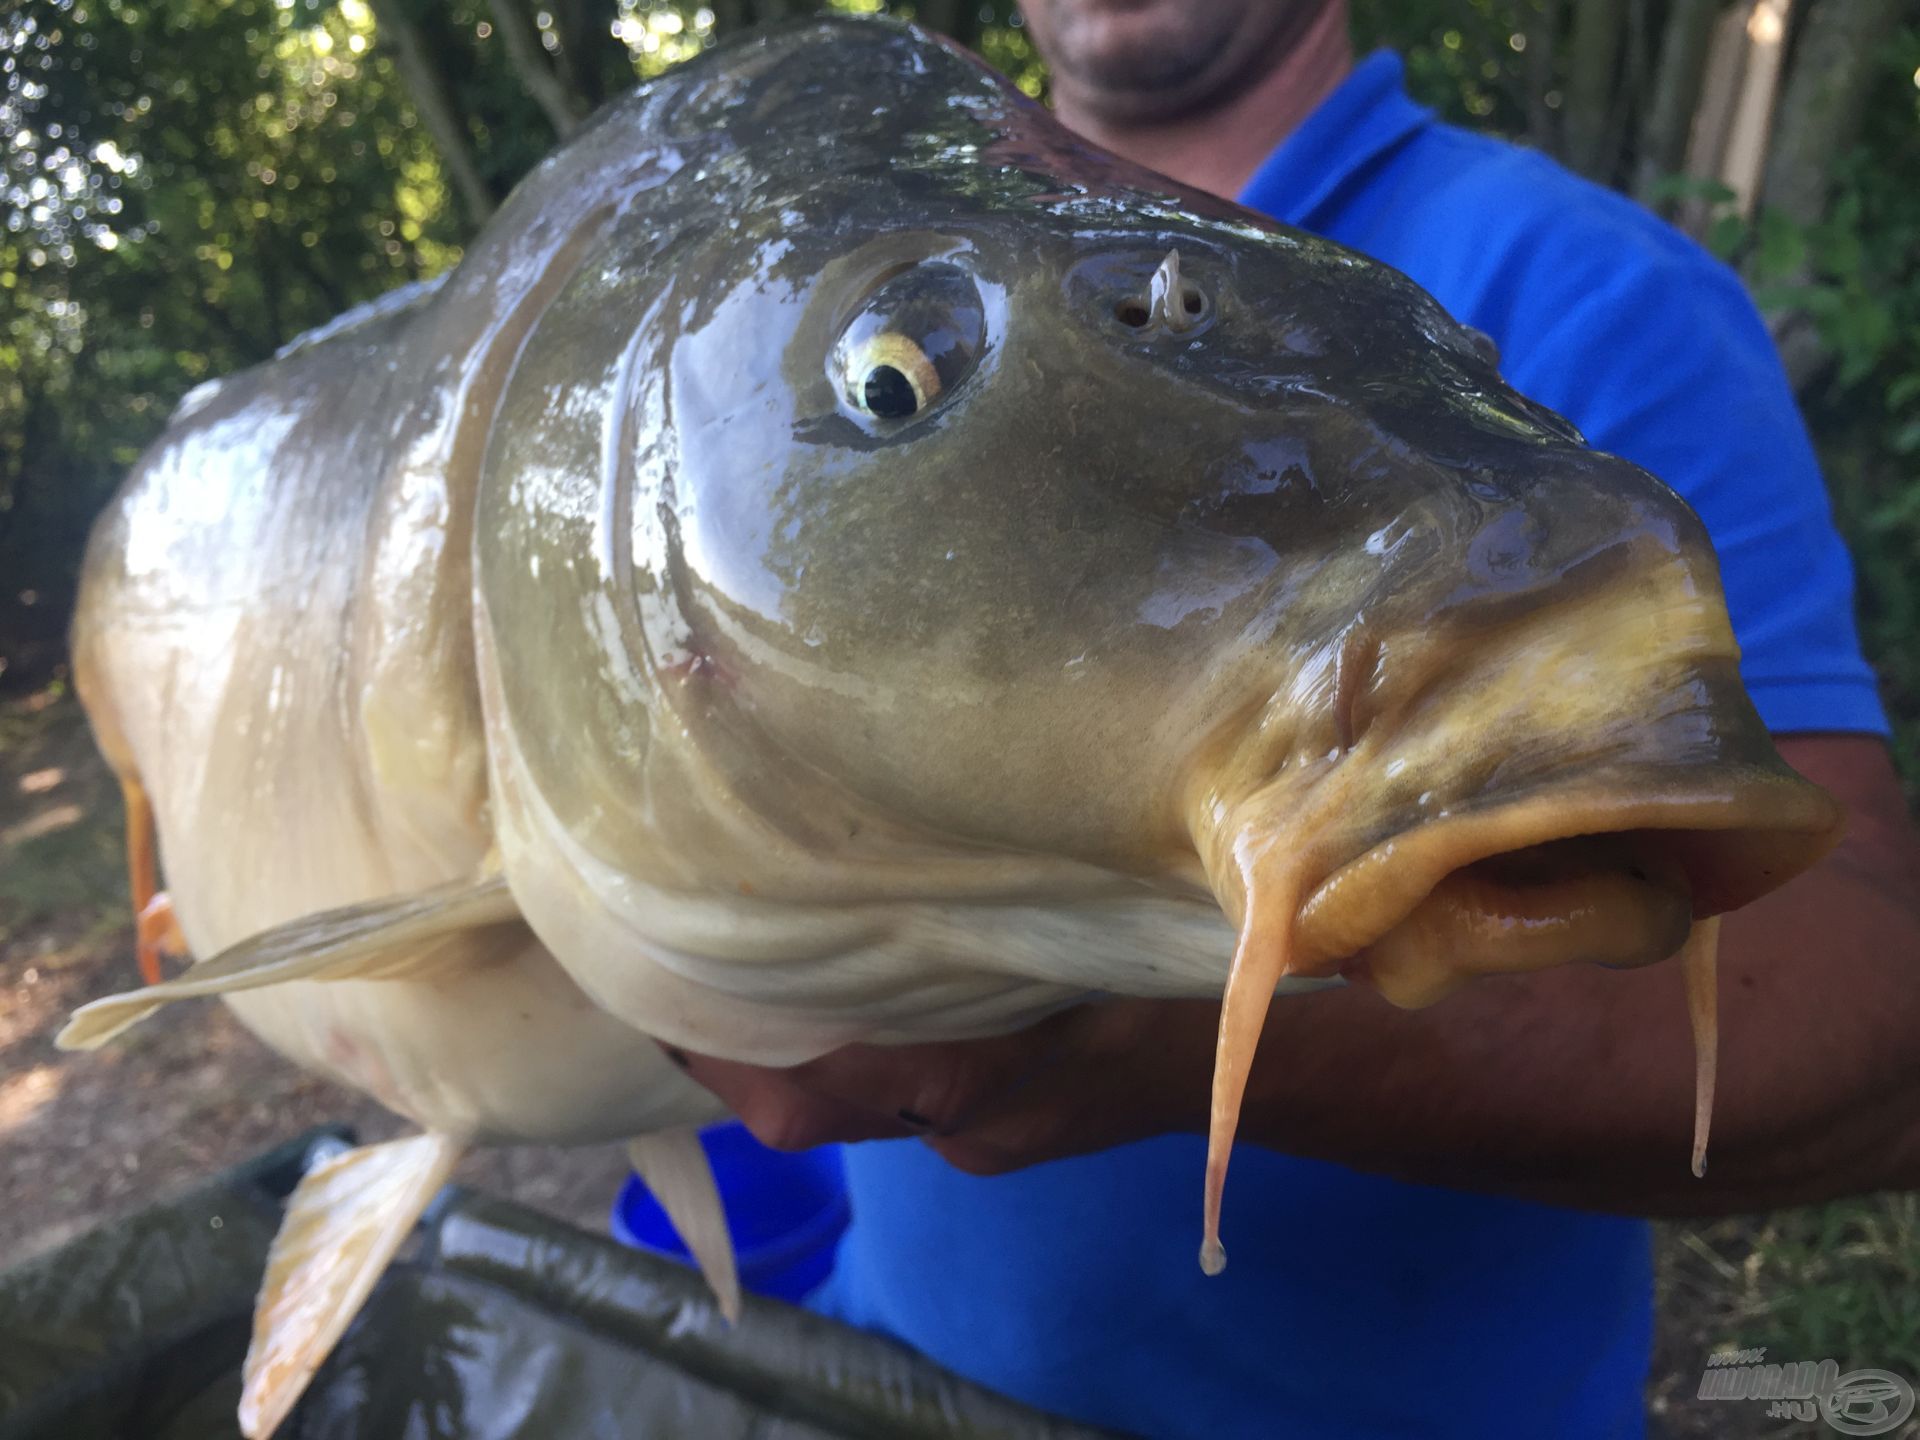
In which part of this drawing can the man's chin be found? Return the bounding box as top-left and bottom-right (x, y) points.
(1025, 0), (1290, 123)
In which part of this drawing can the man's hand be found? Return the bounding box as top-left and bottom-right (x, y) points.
(679, 736), (1920, 1214)
(676, 996), (1220, 1175)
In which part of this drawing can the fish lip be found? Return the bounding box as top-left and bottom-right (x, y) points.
(1289, 764), (1846, 976)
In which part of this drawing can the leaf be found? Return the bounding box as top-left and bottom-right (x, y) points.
(1706, 214), (1749, 262)
(1644, 173), (1740, 207)
(1753, 209), (1808, 283)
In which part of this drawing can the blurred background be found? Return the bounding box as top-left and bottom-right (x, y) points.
(2, 2), (1915, 1434)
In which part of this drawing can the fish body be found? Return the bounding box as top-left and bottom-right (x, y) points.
(64, 16), (1843, 1433)
(69, 171), (717, 1152)
(65, 96), (736, 1436)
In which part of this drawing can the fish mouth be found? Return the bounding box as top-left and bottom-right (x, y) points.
(1194, 764), (1843, 1277)
(1291, 769), (1845, 1008)
(1334, 832), (1695, 1009)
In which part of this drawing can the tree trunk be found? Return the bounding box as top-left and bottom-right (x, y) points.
(488, 0), (584, 137)
(1760, 0), (1905, 225)
(1721, 0), (1794, 216)
(1603, 0), (1654, 183)
(916, 0), (964, 39)
(368, 0), (496, 228)
(1524, 0), (1562, 154)
(1563, 0), (1628, 177)
(1675, 4), (1751, 234)
(0, 383), (46, 558)
(1633, 0), (1723, 204)
(550, 0), (632, 109)
(1758, 0), (1906, 395)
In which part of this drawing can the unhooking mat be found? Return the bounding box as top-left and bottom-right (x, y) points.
(0, 1129), (1123, 1440)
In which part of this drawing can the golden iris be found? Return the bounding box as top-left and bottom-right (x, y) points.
(833, 261), (986, 423)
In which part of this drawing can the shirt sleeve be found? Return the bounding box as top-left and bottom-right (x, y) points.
(1464, 168), (1889, 737)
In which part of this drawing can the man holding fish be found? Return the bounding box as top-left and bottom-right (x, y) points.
(60, 6), (1920, 1438)
(677, 2), (1920, 1436)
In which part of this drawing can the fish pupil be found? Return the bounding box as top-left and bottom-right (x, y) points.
(863, 364), (918, 418)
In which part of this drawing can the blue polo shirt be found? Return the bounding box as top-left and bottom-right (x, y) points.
(810, 52), (1888, 1440)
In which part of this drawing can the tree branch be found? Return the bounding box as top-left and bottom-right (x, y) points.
(490, 0), (585, 135)
(368, 0), (496, 228)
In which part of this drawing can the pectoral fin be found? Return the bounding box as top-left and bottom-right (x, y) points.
(57, 874), (522, 1050)
(627, 1130), (742, 1324)
(241, 1133), (465, 1438)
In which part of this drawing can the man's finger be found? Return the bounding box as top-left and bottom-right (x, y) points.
(923, 999), (1214, 1169)
(672, 1048), (915, 1150)
(774, 1008), (1086, 1135)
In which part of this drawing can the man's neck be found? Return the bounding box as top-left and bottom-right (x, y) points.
(1050, 3), (1354, 202)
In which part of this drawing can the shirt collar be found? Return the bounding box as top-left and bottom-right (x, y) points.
(1235, 50), (1432, 228)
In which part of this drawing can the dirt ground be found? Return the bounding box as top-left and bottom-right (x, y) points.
(2, 680), (1912, 1440)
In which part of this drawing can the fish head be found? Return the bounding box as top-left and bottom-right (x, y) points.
(556, 22), (1841, 931)
(694, 200), (1840, 951)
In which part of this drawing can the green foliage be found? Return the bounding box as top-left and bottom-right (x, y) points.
(617, 2), (1046, 92)
(1351, 0), (1541, 131)
(1762, 1199), (1920, 1369)
(1678, 27), (1920, 798)
(1, 0), (467, 616)
(1677, 1198), (1920, 1376)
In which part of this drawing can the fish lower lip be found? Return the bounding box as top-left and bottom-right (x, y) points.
(1339, 836), (1694, 1008)
(1290, 769), (1846, 1003)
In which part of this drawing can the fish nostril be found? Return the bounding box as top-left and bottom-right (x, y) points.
(1115, 287), (1206, 330)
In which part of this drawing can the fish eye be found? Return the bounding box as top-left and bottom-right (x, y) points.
(833, 262), (986, 423)
(854, 334), (940, 419)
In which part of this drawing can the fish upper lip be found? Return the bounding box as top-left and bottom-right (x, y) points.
(1288, 766), (1845, 975)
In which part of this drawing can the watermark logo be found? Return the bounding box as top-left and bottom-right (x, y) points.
(1696, 1349), (1915, 1435)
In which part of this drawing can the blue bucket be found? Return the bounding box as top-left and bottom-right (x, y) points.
(610, 1122), (850, 1304)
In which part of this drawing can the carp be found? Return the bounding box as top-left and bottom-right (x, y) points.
(62, 15), (1840, 1434)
